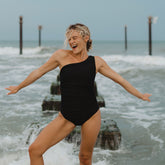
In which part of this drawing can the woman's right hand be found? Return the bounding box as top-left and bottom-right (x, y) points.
(5, 86), (19, 95)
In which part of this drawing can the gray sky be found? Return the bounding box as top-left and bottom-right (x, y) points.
(0, 0), (164, 41)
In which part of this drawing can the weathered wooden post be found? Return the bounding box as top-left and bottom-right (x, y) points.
(148, 16), (152, 55)
(19, 16), (23, 55)
(38, 25), (42, 47)
(125, 25), (127, 51)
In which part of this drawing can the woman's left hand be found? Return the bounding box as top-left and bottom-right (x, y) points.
(141, 93), (152, 102)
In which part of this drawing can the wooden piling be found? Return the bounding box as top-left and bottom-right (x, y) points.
(125, 25), (127, 51)
(19, 16), (23, 55)
(148, 16), (152, 55)
(38, 25), (42, 47)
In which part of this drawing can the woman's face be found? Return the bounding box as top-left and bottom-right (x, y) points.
(67, 30), (89, 54)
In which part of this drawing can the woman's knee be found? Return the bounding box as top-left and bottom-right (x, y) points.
(79, 152), (92, 165)
(28, 143), (43, 157)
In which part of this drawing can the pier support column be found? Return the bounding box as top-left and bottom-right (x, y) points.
(19, 16), (23, 55)
(125, 25), (127, 51)
(148, 16), (152, 56)
(38, 25), (42, 47)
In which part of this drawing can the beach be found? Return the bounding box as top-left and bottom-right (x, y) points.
(0, 40), (165, 165)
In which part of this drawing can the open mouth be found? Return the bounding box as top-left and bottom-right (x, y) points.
(72, 44), (77, 49)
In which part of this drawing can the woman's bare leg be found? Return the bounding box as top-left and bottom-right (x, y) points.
(28, 112), (75, 165)
(79, 110), (101, 165)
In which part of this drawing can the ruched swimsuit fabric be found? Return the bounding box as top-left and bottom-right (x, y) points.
(60, 56), (99, 125)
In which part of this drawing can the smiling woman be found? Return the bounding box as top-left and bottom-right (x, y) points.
(65, 23), (92, 52)
(5, 23), (151, 165)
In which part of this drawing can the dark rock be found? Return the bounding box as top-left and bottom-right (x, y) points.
(65, 119), (121, 150)
(50, 80), (99, 97)
(42, 76), (105, 111)
(42, 95), (61, 111)
(26, 120), (121, 150)
(42, 94), (105, 111)
(50, 82), (61, 95)
(96, 119), (121, 150)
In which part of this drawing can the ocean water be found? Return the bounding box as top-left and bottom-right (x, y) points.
(0, 40), (165, 165)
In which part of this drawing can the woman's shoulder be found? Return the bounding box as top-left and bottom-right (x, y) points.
(94, 56), (108, 71)
(53, 49), (71, 56)
(94, 55), (102, 60)
(94, 56), (106, 64)
(52, 49), (72, 60)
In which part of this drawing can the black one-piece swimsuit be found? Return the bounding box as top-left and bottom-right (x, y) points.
(60, 55), (99, 126)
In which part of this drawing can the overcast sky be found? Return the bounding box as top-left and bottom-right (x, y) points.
(0, 0), (164, 41)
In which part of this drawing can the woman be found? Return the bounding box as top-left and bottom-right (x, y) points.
(6, 23), (151, 165)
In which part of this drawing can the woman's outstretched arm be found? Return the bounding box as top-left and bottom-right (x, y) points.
(95, 56), (152, 102)
(6, 50), (62, 95)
